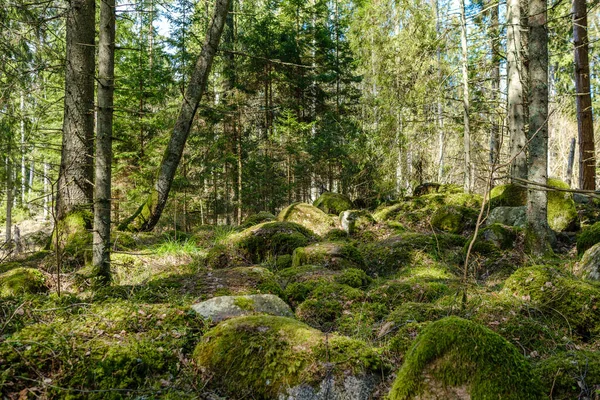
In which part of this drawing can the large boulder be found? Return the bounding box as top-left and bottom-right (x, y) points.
(0, 267), (48, 297)
(533, 351), (600, 400)
(292, 242), (364, 270)
(205, 221), (317, 268)
(389, 317), (543, 400)
(487, 206), (527, 228)
(240, 211), (276, 228)
(197, 266), (283, 298)
(575, 243), (600, 281)
(191, 294), (293, 323)
(340, 210), (375, 235)
(577, 221), (600, 256)
(313, 192), (353, 215)
(194, 315), (385, 398)
(430, 205), (478, 234)
(279, 203), (338, 236)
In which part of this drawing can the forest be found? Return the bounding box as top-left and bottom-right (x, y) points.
(1, 0), (600, 396)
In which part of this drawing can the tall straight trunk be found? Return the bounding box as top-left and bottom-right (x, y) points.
(460, 0), (472, 193)
(573, 0), (595, 190)
(20, 93), (26, 206)
(435, 0), (445, 183)
(120, 0), (230, 231)
(489, 2), (501, 166)
(526, 0), (553, 255)
(43, 162), (49, 220)
(57, 0), (95, 220)
(93, 0), (116, 284)
(508, 0), (528, 180)
(6, 154), (12, 243)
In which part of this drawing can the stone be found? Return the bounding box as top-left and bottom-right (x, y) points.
(191, 294), (293, 323)
(280, 375), (377, 400)
(487, 206), (527, 228)
(340, 210), (375, 235)
(575, 242), (600, 281)
(279, 203), (338, 236)
(313, 192), (354, 215)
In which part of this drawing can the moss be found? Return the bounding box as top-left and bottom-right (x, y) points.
(296, 282), (364, 330)
(577, 220), (600, 256)
(278, 265), (337, 305)
(358, 233), (466, 276)
(547, 178), (579, 232)
(313, 192), (353, 215)
(197, 267), (283, 299)
(534, 351), (600, 400)
(367, 278), (452, 309)
(274, 254), (292, 270)
(389, 316), (544, 400)
(193, 315), (384, 398)
(55, 210), (93, 268)
(336, 301), (389, 340)
(323, 228), (349, 241)
(490, 184), (527, 208)
(291, 241), (364, 270)
(111, 231), (138, 251)
(0, 267), (47, 297)
(335, 268), (371, 289)
(431, 205), (477, 234)
(278, 202), (337, 236)
(479, 223), (518, 249)
(233, 296), (255, 310)
(206, 221), (317, 267)
(240, 211), (276, 228)
(503, 265), (600, 338)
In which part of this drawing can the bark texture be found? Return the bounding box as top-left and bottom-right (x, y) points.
(121, 0), (231, 231)
(93, 0), (116, 283)
(507, 0), (528, 181)
(460, 0), (471, 193)
(56, 0), (95, 220)
(526, 0), (553, 256)
(573, 0), (595, 190)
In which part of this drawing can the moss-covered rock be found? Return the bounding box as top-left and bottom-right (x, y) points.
(205, 221), (317, 268)
(368, 278), (452, 309)
(490, 184), (527, 208)
(487, 206), (527, 228)
(413, 183), (463, 196)
(0, 267), (47, 297)
(291, 241), (364, 270)
(534, 351), (600, 400)
(313, 192), (353, 215)
(389, 316), (544, 400)
(278, 265), (338, 305)
(480, 223), (518, 249)
(340, 210), (376, 235)
(197, 266), (283, 298)
(296, 282), (365, 330)
(359, 233), (466, 276)
(278, 202), (338, 236)
(431, 205), (478, 234)
(547, 178), (579, 232)
(503, 265), (600, 337)
(194, 315), (385, 398)
(575, 242), (600, 281)
(577, 220), (600, 256)
(191, 294), (293, 323)
(240, 211), (276, 228)
(335, 268), (371, 289)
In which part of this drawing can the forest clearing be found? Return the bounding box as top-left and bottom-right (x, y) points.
(1, 0), (600, 397)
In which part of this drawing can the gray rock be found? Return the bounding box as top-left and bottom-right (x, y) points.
(280, 375), (376, 400)
(575, 242), (600, 281)
(340, 210), (375, 235)
(487, 206), (527, 228)
(573, 193), (591, 204)
(191, 294), (293, 323)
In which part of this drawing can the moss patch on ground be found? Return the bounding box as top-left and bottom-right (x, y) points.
(389, 316), (544, 400)
(0, 267), (48, 297)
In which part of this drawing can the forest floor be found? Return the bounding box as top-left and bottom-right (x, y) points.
(1, 185), (600, 399)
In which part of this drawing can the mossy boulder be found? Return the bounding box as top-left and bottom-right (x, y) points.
(0, 267), (47, 297)
(191, 294), (293, 323)
(359, 233), (466, 276)
(240, 211), (276, 228)
(577, 220), (600, 256)
(534, 351), (600, 400)
(313, 192), (353, 215)
(504, 265), (600, 337)
(368, 278), (453, 309)
(389, 316), (543, 400)
(413, 183), (463, 196)
(278, 265), (338, 305)
(278, 202), (338, 236)
(490, 180), (578, 232)
(431, 205), (478, 234)
(335, 268), (371, 289)
(480, 223), (518, 249)
(487, 206), (527, 228)
(197, 266), (283, 298)
(292, 241), (364, 270)
(340, 210), (375, 235)
(194, 315), (385, 398)
(205, 221), (317, 268)
(575, 242), (600, 281)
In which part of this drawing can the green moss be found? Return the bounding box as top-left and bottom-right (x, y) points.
(534, 351), (600, 400)
(55, 210), (93, 268)
(296, 282), (364, 330)
(367, 278), (452, 309)
(480, 223), (518, 249)
(323, 228), (349, 241)
(291, 241), (364, 270)
(313, 192), (353, 215)
(503, 265), (600, 337)
(278, 202), (337, 236)
(335, 268), (371, 288)
(577, 221), (600, 256)
(336, 301), (389, 340)
(490, 184), (527, 208)
(389, 316), (544, 400)
(233, 296), (255, 310)
(240, 211), (276, 228)
(193, 315), (384, 398)
(431, 205), (477, 234)
(547, 178), (579, 232)
(0, 267), (47, 297)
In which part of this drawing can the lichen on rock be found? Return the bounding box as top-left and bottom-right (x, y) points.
(191, 294), (293, 323)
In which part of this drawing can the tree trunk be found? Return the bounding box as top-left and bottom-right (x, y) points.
(573, 0), (595, 190)
(460, 0), (472, 193)
(526, 0), (553, 256)
(507, 0), (528, 181)
(120, 0), (231, 231)
(489, 1), (501, 167)
(93, 0), (115, 284)
(56, 0), (95, 220)
(566, 137), (576, 187)
(20, 92), (26, 206)
(6, 154), (12, 243)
